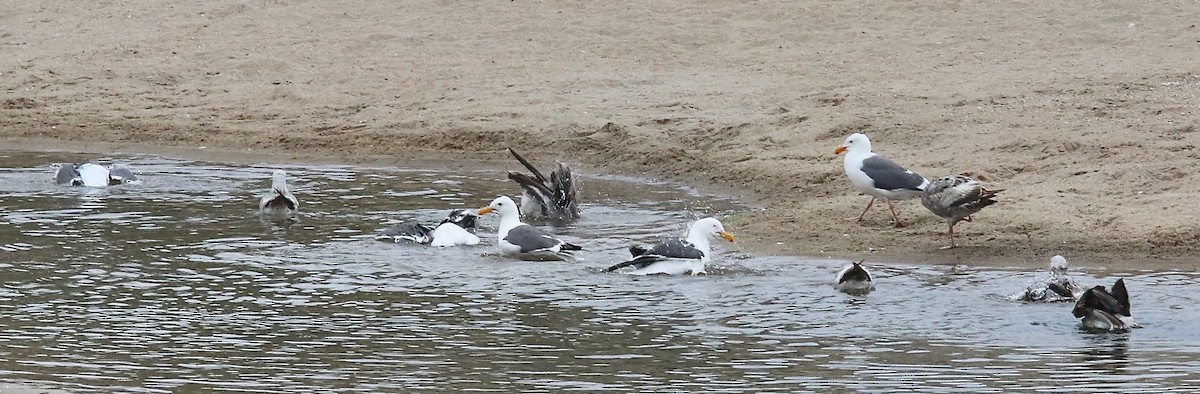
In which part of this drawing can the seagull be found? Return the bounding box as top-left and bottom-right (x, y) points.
(506, 148), (580, 221)
(259, 169), (299, 215)
(920, 175), (1002, 249)
(604, 217), (735, 275)
(54, 163), (140, 187)
(1072, 278), (1139, 331)
(375, 209), (481, 247)
(835, 133), (929, 227)
(835, 260), (875, 294)
(1010, 255), (1081, 302)
(477, 196), (581, 261)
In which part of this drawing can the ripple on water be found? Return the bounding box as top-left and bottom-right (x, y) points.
(0, 152), (1199, 392)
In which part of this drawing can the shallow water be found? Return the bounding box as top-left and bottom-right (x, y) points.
(1, 151), (1198, 393)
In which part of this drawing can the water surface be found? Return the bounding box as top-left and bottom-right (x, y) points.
(0, 151), (1197, 393)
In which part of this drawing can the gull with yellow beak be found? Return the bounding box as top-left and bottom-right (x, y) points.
(604, 217), (735, 275)
(477, 195), (582, 261)
(835, 133), (929, 227)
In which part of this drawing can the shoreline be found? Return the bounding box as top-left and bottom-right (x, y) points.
(5, 135), (1196, 273)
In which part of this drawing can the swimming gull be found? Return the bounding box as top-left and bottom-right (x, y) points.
(259, 169), (299, 215)
(375, 209), (480, 247)
(506, 148), (580, 221)
(477, 195), (581, 261)
(604, 217), (735, 275)
(835, 260), (875, 294)
(920, 175), (1002, 249)
(55, 163), (140, 187)
(1009, 255), (1081, 302)
(835, 133), (929, 227)
(1072, 278), (1139, 331)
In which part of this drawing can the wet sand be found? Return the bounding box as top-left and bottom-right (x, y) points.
(3, 1), (1199, 271)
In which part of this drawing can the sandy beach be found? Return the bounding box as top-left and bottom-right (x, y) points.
(3, 1), (1199, 270)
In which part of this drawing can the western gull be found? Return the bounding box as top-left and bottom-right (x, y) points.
(835, 133), (929, 227)
(920, 175), (1002, 249)
(375, 209), (481, 247)
(1072, 278), (1139, 331)
(259, 169), (299, 215)
(1010, 255), (1081, 302)
(835, 260), (875, 294)
(506, 148), (580, 221)
(477, 195), (581, 261)
(54, 163), (140, 187)
(603, 217), (736, 275)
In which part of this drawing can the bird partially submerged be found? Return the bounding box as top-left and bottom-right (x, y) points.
(604, 217), (735, 275)
(506, 148), (580, 221)
(1010, 255), (1081, 302)
(259, 169), (299, 216)
(920, 175), (1002, 249)
(477, 195), (582, 261)
(375, 209), (480, 247)
(54, 163), (140, 187)
(1072, 278), (1139, 332)
(835, 260), (875, 295)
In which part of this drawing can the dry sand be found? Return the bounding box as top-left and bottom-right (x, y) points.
(2, 1), (1199, 270)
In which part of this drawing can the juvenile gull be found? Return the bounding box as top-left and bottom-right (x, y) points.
(375, 209), (480, 247)
(506, 148), (580, 221)
(920, 175), (1002, 249)
(259, 170), (299, 215)
(1010, 255), (1081, 302)
(477, 196), (581, 261)
(604, 217), (735, 275)
(1072, 278), (1139, 332)
(835, 260), (875, 294)
(835, 133), (929, 227)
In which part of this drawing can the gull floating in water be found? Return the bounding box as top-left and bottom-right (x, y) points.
(920, 175), (1002, 249)
(375, 209), (481, 247)
(604, 217), (735, 275)
(477, 195), (581, 261)
(1010, 255), (1081, 302)
(835, 260), (875, 294)
(1072, 278), (1140, 332)
(506, 148), (580, 221)
(54, 163), (140, 187)
(835, 133), (929, 227)
(259, 170), (299, 215)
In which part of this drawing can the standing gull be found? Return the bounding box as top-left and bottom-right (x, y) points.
(1072, 278), (1139, 331)
(506, 148), (580, 221)
(835, 133), (929, 227)
(835, 260), (875, 294)
(604, 217), (735, 275)
(477, 196), (581, 261)
(259, 170), (299, 215)
(920, 175), (1002, 249)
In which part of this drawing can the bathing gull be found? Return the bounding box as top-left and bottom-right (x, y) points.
(604, 217), (735, 275)
(54, 163), (140, 187)
(1010, 255), (1081, 302)
(835, 133), (929, 227)
(920, 175), (1002, 249)
(375, 209), (480, 247)
(835, 260), (875, 294)
(506, 148), (580, 221)
(477, 195), (581, 261)
(259, 169), (299, 215)
(1072, 278), (1139, 331)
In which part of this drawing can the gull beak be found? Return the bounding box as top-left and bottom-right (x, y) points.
(834, 145), (847, 155)
(720, 231), (736, 242)
(477, 206), (494, 215)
